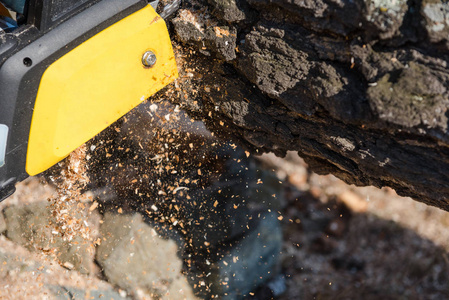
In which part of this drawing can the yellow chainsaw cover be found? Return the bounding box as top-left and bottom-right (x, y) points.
(26, 5), (178, 175)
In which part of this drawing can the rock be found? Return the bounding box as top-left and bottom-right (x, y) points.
(3, 201), (97, 275)
(0, 236), (126, 300)
(96, 212), (196, 299)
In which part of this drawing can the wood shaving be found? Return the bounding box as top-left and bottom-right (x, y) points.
(47, 145), (93, 246)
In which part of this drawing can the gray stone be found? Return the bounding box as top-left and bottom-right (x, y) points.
(0, 236), (124, 300)
(96, 212), (196, 299)
(3, 201), (96, 274)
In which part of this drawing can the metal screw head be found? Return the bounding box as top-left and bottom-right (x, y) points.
(142, 51), (157, 67)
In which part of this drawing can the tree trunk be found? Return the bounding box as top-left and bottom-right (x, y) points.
(167, 0), (449, 210)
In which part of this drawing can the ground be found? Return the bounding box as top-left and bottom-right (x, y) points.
(261, 153), (449, 299)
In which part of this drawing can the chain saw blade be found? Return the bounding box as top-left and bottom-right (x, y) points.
(149, 0), (181, 19)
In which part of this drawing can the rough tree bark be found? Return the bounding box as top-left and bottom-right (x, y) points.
(167, 0), (449, 210)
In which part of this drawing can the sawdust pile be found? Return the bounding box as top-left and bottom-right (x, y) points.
(47, 145), (93, 247)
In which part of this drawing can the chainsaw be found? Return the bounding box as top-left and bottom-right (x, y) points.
(0, 0), (179, 201)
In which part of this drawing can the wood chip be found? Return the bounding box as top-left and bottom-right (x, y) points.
(89, 201), (98, 212)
